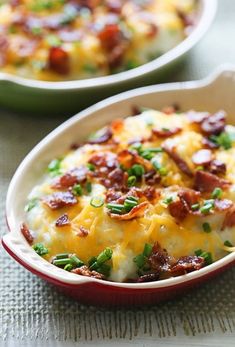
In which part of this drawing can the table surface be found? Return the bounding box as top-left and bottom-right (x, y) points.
(1, 1), (235, 346)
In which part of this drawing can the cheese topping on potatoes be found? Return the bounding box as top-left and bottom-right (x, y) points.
(0, 0), (198, 81)
(23, 107), (235, 282)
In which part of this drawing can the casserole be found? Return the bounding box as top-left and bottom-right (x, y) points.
(3, 65), (235, 306)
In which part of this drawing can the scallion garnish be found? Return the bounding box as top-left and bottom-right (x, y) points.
(133, 243), (153, 269)
(191, 203), (200, 211)
(24, 198), (38, 212)
(48, 158), (62, 177)
(53, 258), (71, 267)
(107, 196), (139, 214)
(202, 222), (211, 233)
(86, 181), (92, 193)
(55, 253), (69, 260)
(90, 196), (104, 208)
(124, 197), (138, 212)
(129, 164), (145, 177)
(143, 243), (153, 257)
(209, 132), (233, 150)
(200, 199), (215, 214)
(224, 240), (234, 247)
(152, 159), (168, 176)
(69, 254), (84, 267)
(89, 248), (113, 276)
(127, 175), (137, 187)
(33, 243), (49, 256)
(106, 203), (124, 214)
(163, 197), (173, 205)
(87, 163), (95, 171)
(64, 264), (73, 271)
(194, 249), (213, 265)
(72, 184), (83, 196)
(211, 187), (222, 199)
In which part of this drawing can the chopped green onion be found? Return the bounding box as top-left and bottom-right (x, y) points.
(131, 143), (142, 152)
(55, 253), (69, 260)
(163, 197), (173, 205)
(96, 263), (111, 277)
(96, 248), (113, 265)
(127, 175), (137, 187)
(191, 203), (200, 211)
(106, 203), (124, 214)
(72, 184), (83, 196)
(90, 196), (104, 208)
(64, 264), (73, 271)
(70, 254), (84, 268)
(33, 243), (48, 256)
(48, 158), (62, 176)
(200, 199), (215, 214)
(152, 159), (168, 176)
(161, 127), (170, 132)
(202, 222), (212, 233)
(87, 163), (95, 171)
(211, 187), (222, 199)
(53, 258), (71, 266)
(88, 256), (97, 266)
(224, 240), (233, 247)
(89, 248), (113, 273)
(130, 164), (145, 177)
(143, 243), (153, 257)
(133, 254), (146, 268)
(24, 198), (38, 212)
(209, 132), (233, 150)
(86, 181), (92, 193)
(46, 34), (62, 47)
(194, 249), (213, 265)
(124, 198), (138, 212)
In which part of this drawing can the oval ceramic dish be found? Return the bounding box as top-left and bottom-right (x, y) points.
(0, 0), (217, 115)
(2, 65), (235, 306)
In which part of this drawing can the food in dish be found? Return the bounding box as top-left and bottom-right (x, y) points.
(0, 0), (198, 81)
(22, 106), (235, 283)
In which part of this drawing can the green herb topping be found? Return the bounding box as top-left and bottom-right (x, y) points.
(33, 243), (49, 256)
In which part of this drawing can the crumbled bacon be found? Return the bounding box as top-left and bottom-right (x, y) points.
(137, 272), (160, 283)
(202, 137), (219, 149)
(55, 213), (70, 227)
(162, 143), (193, 177)
(201, 111), (226, 135)
(88, 128), (113, 144)
(43, 191), (77, 210)
(168, 199), (189, 221)
(192, 149), (213, 166)
(101, 168), (128, 189)
(20, 223), (34, 245)
(142, 186), (157, 201)
(178, 188), (201, 209)
(52, 166), (88, 189)
(76, 226), (89, 237)
(71, 265), (104, 279)
(152, 127), (182, 138)
(48, 47), (70, 75)
(117, 149), (152, 171)
(171, 255), (205, 275)
(194, 170), (230, 193)
(108, 201), (148, 220)
(88, 152), (118, 170)
(144, 170), (161, 186)
(148, 243), (174, 273)
(221, 205), (235, 230)
(111, 118), (124, 133)
(105, 189), (122, 203)
(208, 159), (226, 176)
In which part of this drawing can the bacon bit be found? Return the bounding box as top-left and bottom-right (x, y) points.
(55, 213), (70, 227)
(201, 111), (226, 135)
(208, 159), (226, 176)
(105, 189), (122, 203)
(20, 223), (34, 245)
(147, 23), (159, 38)
(137, 272), (160, 283)
(152, 127), (182, 138)
(178, 188), (200, 209)
(168, 199), (189, 221)
(88, 152), (118, 170)
(43, 191), (77, 210)
(88, 128), (113, 144)
(102, 168), (128, 189)
(142, 186), (157, 201)
(192, 149), (213, 166)
(222, 205), (235, 230)
(171, 256), (205, 275)
(214, 199), (233, 212)
(187, 111), (209, 124)
(202, 137), (219, 149)
(76, 226), (89, 237)
(48, 47), (70, 75)
(148, 243), (174, 272)
(108, 201), (149, 220)
(111, 118), (124, 133)
(194, 171), (230, 193)
(107, 43), (127, 69)
(144, 170), (161, 186)
(161, 104), (180, 115)
(52, 166), (88, 189)
(162, 143), (193, 177)
(71, 265), (104, 279)
(98, 23), (122, 51)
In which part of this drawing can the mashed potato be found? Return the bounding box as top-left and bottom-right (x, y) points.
(23, 107), (235, 282)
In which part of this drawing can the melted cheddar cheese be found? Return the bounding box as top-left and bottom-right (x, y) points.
(0, 0), (198, 81)
(25, 107), (235, 282)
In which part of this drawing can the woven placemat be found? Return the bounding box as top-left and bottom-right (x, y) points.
(0, 1), (235, 345)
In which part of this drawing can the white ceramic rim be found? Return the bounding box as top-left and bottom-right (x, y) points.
(0, 0), (217, 91)
(4, 64), (235, 290)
